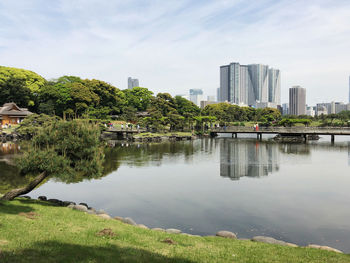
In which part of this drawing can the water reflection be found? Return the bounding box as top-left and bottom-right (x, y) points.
(220, 139), (279, 180)
(348, 142), (350, 166)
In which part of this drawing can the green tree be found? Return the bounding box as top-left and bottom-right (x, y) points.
(1, 120), (104, 201)
(123, 87), (153, 111)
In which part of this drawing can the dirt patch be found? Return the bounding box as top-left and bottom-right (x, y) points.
(18, 212), (39, 220)
(162, 238), (177, 245)
(96, 228), (116, 237)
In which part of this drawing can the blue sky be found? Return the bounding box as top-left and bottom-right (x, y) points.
(1, 0), (350, 105)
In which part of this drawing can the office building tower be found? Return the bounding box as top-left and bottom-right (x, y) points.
(219, 62), (280, 107)
(282, 103), (289, 115)
(128, 77), (139, 89)
(349, 76), (350, 103)
(268, 68), (281, 105)
(189, 89), (203, 106)
(289, 86), (306, 115)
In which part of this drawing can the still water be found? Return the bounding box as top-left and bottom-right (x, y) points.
(1, 136), (350, 252)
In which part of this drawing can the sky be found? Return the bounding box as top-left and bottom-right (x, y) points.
(1, 0), (350, 105)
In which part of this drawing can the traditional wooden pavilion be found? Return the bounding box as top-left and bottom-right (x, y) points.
(0, 102), (33, 126)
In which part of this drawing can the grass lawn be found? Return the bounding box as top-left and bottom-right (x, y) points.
(0, 199), (349, 263)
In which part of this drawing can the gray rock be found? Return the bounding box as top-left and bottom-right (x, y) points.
(97, 213), (112, 220)
(72, 204), (88, 212)
(67, 204), (75, 209)
(114, 216), (123, 221)
(166, 228), (182, 234)
(87, 209), (96, 215)
(96, 209), (106, 215)
(122, 217), (137, 226)
(216, 231), (237, 239)
(62, 201), (75, 206)
(251, 236), (297, 247)
(38, 196), (47, 201)
(137, 224), (149, 229)
(21, 196), (31, 199)
(48, 199), (63, 206)
(152, 228), (165, 232)
(79, 203), (89, 208)
(307, 244), (343, 253)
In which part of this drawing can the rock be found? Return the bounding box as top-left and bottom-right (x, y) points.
(79, 203), (89, 208)
(166, 228), (182, 234)
(62, 201), (75, 206)
(251, 236), (297, 247)
(152, 228), (165, 232)
(38, 196), (47, 201)
(137, 224), (149, 229)
(114, 216), (123, 221)
(87, 209), (96, 215)
(216, 231), (237, 239)
(48, 199), (63, 206)
(307, 244), (343, 253)
(72, 204), (88, 212)
(96, 209), (106, 215)
(97, 214), (112, 220)
(21, 196), (31, 199)
(122, 217), (137, 226)
(67, 204), (75, 209)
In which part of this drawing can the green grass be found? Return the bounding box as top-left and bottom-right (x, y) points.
(0, 199), (349, 263)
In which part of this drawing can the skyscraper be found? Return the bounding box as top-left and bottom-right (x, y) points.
(128, 77), (139, 89)
(219, 62), (280, 107)
(189, 89), (203, 106)
(348, 76), (350, 103)
(289, 86), (306, 115)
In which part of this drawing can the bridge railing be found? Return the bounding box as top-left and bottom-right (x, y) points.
(210, 126), (350, 134)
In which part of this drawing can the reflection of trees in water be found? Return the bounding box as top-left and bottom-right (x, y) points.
(220, 139), (280, 180)
(105, 141), (198, 168)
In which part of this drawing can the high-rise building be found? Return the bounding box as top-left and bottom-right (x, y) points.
(268, 68), (281, 105)
(282, 103), (289, 115)
(349, 76), (350, 103)
(219, 62), (280, 107)
(189, 89), (203, 106)
(128, 77), (139, 89)
(289, 86), (306, 115)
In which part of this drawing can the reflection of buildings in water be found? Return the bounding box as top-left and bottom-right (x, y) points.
(348, 142), (350, 166)
(220, 140), (279, 180)
(279, 144), (310, 155)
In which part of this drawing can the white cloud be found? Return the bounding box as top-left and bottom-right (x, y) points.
(0, 0), (350, 105)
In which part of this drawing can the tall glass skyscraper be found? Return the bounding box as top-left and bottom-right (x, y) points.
(289, 86), (306, 115)
(219, 62), (280, 106)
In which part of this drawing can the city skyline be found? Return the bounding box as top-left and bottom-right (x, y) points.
(0, 1), (350, 105)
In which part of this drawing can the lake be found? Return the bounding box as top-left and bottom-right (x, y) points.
(1, 135), (350, 252)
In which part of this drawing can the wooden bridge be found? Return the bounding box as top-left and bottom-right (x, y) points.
(210, 127), (350, 142)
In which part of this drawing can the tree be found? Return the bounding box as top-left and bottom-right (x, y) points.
(1, 120), (104, 201)
(123, 87), (153, 111)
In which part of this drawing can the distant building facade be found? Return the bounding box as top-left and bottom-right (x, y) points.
(289, 86), (306, 115)
(189, 89), (203, 106)
(282, 103), (289, 115)
(128, 77), (139, 89)
(219, 62), (280, 108)
(200, 100), (216, 109)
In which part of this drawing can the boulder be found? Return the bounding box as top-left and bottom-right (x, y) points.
(67, 204), (75, 209)
(79, 203), (89, 208)
(166, 228), (182, 234)
(97, 214), (112, 220)
(48, 199), (63, 206)
(87, 209), (96, 215)
(152, 228), (165, 232)
(21, 196), (31, 199)
(251, 236), (297, 247)
(114, 216), (123, 221)
(38, 196), (47, 201)
(122, 217), (137, 226)
(96, 209), (106, 215)
(137, 224), (149, 229)
(72, 204), (88, 212)
(62, 201), (75, 206)
(307, 244), (343, 253)
(216, 231), (237, 239)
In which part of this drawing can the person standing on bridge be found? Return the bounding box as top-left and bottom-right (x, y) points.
(121, 124), (124, 130)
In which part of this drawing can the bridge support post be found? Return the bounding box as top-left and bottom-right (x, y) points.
(232, 133), (237, 138)
(257, 133), (262, 141)
(331, 135), (335, 143)
(303, 134), (307, 142)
